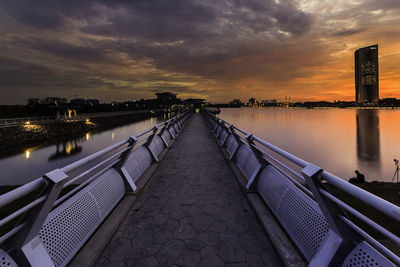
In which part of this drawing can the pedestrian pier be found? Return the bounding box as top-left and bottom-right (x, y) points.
(0, 112), (399, 267)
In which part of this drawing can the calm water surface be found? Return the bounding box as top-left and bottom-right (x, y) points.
(0, 116), (163, 185)
(219, 108), (400, 182)
(1, 109), (399, 185)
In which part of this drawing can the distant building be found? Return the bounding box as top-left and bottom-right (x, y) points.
(184, 98), (205, 112)
(27, 98), (41, 105)
(229, 99), (243, 107)
(70, 98), (86, 105)
(355, 44), (379, 103)
(248, 98), (256, 106)
(86, 99), (100, 105)
(380, 98), (399, 107)
(156, 92), (177, 102)
(43, 97), (67, 105)
(261, 99), (278, 106)
(70, 98), (100, 105)
(27, 97), (67, 105)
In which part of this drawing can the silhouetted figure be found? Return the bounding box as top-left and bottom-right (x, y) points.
(349, 170), (365, 184)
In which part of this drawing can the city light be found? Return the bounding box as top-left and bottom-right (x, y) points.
(65, 142), (72, 155)
(86, 133), (90, 141)
(24, 150), (30, 159)
(23, 124), (42, 132)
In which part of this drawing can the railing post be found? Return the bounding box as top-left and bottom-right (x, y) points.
(159, 122), (171, 148)
(302, 164), (362, 266)
(115, 136), (138, 192)
(219, 122), (231, 147)
(167, 119), (177, 139)
(215, 120), (224, 139)
(227, 125), (242, 160)
(9, 169), (68, 266)
(244, 134), (267, 191)
(146, 126), (160, 163)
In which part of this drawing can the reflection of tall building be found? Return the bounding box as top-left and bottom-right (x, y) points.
(356, 110), (380, 161)
(355, 44), (379, 103)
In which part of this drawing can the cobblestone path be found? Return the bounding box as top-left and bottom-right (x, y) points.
(95, 114), (282, 267)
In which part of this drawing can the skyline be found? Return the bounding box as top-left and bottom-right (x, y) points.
(0, 1), (400, 104)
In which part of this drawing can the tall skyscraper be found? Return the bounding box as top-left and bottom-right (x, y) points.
(355, 44), (379, 103)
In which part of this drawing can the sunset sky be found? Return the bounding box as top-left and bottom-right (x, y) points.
(0, 0), (399, 104)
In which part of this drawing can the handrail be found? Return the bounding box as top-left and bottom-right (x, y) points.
(0, 110), (190, 253)
(322, 171), (400, 221)
(212, 114), (400, 222)
(0, 178), (46, 209)
(205, 111), (400, 265)
(61, 139), (129, 173)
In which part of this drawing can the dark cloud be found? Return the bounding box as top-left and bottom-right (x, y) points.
(0, 0), (93, 29)
(0, 0), (314, 91)
(333, 28), (365, 37)
(4, 0), (398, 103)
(16, 38), (106, 63)
(1, 0), (312, 38)
(274, 1), (313, 35)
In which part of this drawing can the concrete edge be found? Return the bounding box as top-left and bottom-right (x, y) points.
(68, 115), (192, 266)
(206, 119), (307, 267)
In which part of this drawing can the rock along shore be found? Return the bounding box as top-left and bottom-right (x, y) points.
(0, 109), (173, 158)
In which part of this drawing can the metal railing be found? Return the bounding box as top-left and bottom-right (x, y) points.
(205, 112), (399, 267)
(0, 111), (191, 267)
(0, 116), (54, 128)
(0, 109), (177, 128)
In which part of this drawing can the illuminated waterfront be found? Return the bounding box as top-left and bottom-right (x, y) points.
(0, 116), (162, 185)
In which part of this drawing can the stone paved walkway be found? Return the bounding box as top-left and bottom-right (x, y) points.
(95, 114), (282, 267)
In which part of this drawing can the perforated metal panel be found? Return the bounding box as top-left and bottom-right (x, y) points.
(225, 135), (239, 157)
(169, 126), (177, 137)
(257, 165), (329, 261)
(148, 136), (165, 158)
(124, 146), (152, 183)
(235, 145), (261, 181)
(177, 120), (183, 128)
(212, 123), (218, 132)
(219, 129), (228, 144)
(0, 249), (17, 267)
(341, 241), (395, 267)
(38, 169), (125, 267)
(173, 123), (180, 132)
(215, 126), (222, 138)
(161, 130), (172, 145)
(209, 120), (215, 128)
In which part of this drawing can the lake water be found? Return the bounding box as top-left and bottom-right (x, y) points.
(218, 108), (400, 182)
(1, 108), (399, 185)
(0, 116), (164, 185)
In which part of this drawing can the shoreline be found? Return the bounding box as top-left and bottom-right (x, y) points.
(325, 181), (400, 255)
(0, 109), (175, 159)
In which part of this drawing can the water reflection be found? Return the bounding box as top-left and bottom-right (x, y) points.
(49, 140), (83, 161)
(218, 108), (399, 182)
(356, 110), (380, 162)
(1, 116), (164, 185)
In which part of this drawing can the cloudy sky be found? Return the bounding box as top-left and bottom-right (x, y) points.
(0, 0), (399, 104)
